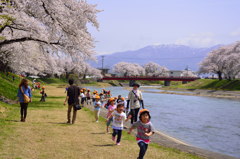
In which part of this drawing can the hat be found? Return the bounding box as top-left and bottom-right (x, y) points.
(132, 83), (140, 87)
(95, 96), (100, 99)
(139, 109), (149, 115)
(120, 97), (125, 101)
(109, 98), (115, 102)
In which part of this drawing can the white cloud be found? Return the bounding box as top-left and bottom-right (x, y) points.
(96, 51), (113, 55)
(230, 28), (240, 37)
(175, 33), (219, 48)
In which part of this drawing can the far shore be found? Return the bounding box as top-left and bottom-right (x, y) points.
(144, 88), (240, 99)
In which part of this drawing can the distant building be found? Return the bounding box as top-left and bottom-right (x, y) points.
(97, 68), (110, 75)
(168, 70), (183, 77)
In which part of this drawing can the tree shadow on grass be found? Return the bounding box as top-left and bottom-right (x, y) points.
(47, 96), (65, 99)
(91, 132), (106, 135)
(93, 144), (115, 147)
(48, 122), (71, 126)
(3, 119), (20, 122)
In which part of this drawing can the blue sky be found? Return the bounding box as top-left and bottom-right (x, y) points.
(87, 0), (240, 55)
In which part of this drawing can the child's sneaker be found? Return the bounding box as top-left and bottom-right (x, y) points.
(112, 136), (115, 141)
(116, 142), (120, 146)
(96, 120), (99, 123)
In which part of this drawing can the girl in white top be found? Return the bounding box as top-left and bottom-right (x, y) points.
(107, 104), (131, 145)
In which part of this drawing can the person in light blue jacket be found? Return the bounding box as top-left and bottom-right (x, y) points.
(17, 79), (32, 122)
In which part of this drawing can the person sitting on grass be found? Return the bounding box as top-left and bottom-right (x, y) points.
(107, 104), (131, 146)
(128, 109), (155, 159)
(94, 95), (102, 122)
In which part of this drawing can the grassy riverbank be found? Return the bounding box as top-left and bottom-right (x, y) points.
(0, 72), (21, 100)
(0, 79), (203, 158)
(163, 79), (240, 91)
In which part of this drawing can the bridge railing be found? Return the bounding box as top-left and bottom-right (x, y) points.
(102, 76), (200, 81)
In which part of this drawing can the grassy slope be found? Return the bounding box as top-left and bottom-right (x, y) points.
(0, 72), (22, 100)
(164, 79), (240, 91)
(0, 83), (202, 159)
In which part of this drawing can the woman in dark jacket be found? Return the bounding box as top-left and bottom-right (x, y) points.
(17, 79), (32, 122)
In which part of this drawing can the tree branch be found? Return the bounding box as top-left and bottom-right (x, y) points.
(0, 37), (60, 48)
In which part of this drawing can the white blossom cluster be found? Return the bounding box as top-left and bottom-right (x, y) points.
(0, 0), (102, 78)
(113, 62), (169, 77)
(144, 62), (169, 77)
(199, 41), (240, 80)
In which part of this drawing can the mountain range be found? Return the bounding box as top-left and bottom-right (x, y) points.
(90, 44), (222, 71)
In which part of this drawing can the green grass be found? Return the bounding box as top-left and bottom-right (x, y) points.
(0, 72), (21, 100)
(165, 79), (240, 91)
(0, 78), (203, 159)
(149, 143), (202, 159)
(36, 78), (67, 85)
(0, 101), (19, 150)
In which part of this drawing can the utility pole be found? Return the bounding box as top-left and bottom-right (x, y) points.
(186, 65), (189, 77)
(101, 55), (105, 73)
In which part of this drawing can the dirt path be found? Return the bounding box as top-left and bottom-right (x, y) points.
(0, 85), (201, 159)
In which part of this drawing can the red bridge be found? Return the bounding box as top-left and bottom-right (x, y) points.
(102, 76), (199, 86)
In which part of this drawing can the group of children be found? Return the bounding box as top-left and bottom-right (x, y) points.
(79, 88), (155, 159)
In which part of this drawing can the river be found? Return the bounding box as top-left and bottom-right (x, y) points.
(86, 86), (240, 158)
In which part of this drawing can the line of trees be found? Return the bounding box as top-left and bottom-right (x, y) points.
(113, 62), (198, 77)
(113, 62), (169, 77)
(0, 0), (102, 78)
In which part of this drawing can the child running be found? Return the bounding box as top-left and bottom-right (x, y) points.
(94, 95), (101, 122)
(128, 109), (155, 159)
(80, 89), (86, 106)
(108, 104), (131, 145)
(106, 98), (116, 133)
(92, 90), (97, 103)
(40, 86), (46, 102)
(86, 89), (91, 105)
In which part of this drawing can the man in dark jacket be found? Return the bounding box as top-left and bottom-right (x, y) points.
(64, 79), (80, 124)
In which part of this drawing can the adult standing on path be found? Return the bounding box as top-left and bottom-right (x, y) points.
(127, 83), (144, 124)
(64, 79), (80, 124)
(17, 79), (32, 122)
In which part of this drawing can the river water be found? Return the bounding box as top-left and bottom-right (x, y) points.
(87, 86), (240, 158)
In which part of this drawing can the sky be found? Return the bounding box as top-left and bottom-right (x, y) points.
(87, 0), (240, 55)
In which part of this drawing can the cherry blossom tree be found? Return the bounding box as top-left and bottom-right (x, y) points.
(199, 42), (240, 80)
(0, 0), (99, 57)
(113, 62), (145, 76)
(82, 63), (102, 79)
(0, 0), (100, 76)
(144, 62), (169, 76)
(181, 70), (197, 77)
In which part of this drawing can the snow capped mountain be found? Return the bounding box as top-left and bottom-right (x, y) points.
(91, 44), (222, 71)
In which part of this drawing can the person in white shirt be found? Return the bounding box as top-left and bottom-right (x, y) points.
(127, 83), (144, 124)
(80, 89), (86, 106)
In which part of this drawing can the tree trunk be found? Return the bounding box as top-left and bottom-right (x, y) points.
(217, 71), (222, 80)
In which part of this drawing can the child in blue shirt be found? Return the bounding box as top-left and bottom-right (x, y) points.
(94, 96), (102, 122)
